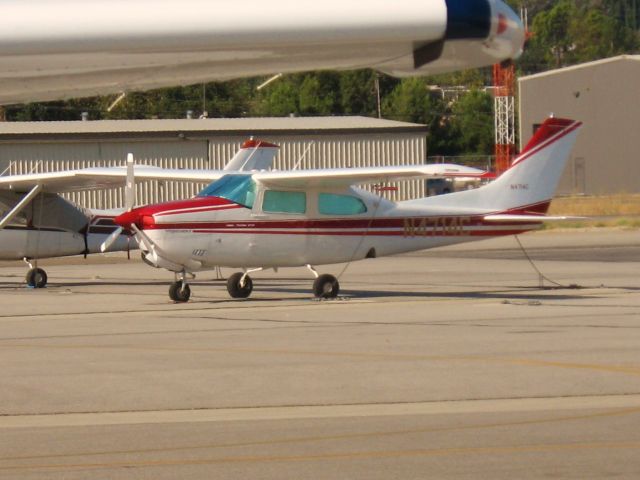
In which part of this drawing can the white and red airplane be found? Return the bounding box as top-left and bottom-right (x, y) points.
(114, 117), (582, 302)
(0, 140), (278, 287)
(0, 0), (525, 105)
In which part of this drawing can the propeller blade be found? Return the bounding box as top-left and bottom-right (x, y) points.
(125, 153), (135, 212)
(100, 226), (123, 253)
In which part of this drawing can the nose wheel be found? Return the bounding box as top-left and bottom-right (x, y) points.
(169, 281), (191, 302)
(169, 271), (192, 303)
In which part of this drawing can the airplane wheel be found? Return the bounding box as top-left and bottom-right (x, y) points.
(227, 272), (253, 299)
(313, 274), (339, 299)
(169, 281), (191, 303)
(26, 268), (47, 288)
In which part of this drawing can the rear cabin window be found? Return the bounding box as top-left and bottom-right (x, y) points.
(318, 193), (367, 215)
(262, 190), (306, 214)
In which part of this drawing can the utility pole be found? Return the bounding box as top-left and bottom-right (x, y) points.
(375, 73), (382, 119)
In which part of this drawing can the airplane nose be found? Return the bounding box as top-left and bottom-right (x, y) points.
(114, 208), (155, 230)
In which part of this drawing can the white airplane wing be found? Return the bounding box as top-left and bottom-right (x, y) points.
(0, 167), (225, 194)
(0, 0), (525, 105)
(0, 138), (280, 193)
(253, 164), (490, 189)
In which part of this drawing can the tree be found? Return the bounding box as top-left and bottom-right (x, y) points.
(298, 73), (340, 115)
(449, 90), (494, 156)
(382, 78), (434, 124)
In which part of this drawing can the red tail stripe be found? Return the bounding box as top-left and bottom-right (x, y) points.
(512, 120), (582, 167)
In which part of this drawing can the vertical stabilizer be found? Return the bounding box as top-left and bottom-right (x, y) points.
(408, 117), (582, 213)
(223, 139), (279, 172)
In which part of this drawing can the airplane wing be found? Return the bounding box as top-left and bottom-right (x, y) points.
(253, 164), (490, 189)
(0, 0), (525, 105)
(0, 167), (225, 194)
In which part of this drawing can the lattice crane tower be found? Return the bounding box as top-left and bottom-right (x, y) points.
(493, 60), (516, 175)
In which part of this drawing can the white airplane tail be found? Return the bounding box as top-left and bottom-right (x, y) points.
(224, 139), (279, 172)
(409, 117), (582, 214)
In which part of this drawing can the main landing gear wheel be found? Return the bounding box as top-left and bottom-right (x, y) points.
(26, 268), (47, 288)
(313, 274), (339, 299)
(169, 281), (191, 303)
(227, 272), (253, 299)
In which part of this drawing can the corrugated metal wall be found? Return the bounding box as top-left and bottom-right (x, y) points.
(1, 132), (426, 209)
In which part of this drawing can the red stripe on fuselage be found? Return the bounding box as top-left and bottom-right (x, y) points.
(189, 229), (534, 237)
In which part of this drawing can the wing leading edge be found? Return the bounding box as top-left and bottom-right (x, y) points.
(253, 164), (490, 189)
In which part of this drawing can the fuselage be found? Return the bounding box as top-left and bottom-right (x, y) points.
(0, 211), (129, 260)
(117, 176), (542, 272)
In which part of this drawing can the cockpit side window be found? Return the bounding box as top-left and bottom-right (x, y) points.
(197, 174), (256, 208)
(262, 190), (306, 214)
(318, 193), (367, 215)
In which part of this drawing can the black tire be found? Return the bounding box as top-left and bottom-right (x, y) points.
(227, 272), (253, 299)
(313, 274), (339, 299)
(26, 268), (47, 288)
(169, 281), (191, 303)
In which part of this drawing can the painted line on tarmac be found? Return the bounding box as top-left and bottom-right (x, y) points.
(2, 394), (640, 429)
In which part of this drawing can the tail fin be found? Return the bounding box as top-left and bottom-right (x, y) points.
(224, 139), (279, 171)
(412, 117), (582, 213)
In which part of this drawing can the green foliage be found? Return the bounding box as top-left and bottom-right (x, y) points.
(523, 0), (639, 72)
(449, 90), (494, 155)
(382, 78), (433, 124)
(299, 73), (340, 115)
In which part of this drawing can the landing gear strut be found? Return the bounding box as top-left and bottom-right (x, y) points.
(306, 265), (339, 299)
(169, 271), (191, 303)
(24, 259), (47, 288)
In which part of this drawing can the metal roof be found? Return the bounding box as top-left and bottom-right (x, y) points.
(0, 116), (426, 140)
(519, 55), (640, 82)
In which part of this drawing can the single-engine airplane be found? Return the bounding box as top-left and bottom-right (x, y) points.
(0, 140), (278, 287)
(113, 117), (583, 302)
(0, 0), (525, 105)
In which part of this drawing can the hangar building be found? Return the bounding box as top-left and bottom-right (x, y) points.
(519, 55), (640, 195)
(0, 116), (427, 209)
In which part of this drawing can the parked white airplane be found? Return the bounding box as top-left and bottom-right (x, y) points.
(0, 0), (525, 105)
(0, 140), (279, 287)
(113, 117), (581, 302)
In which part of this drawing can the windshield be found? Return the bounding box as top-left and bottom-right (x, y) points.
(197, 174), (256, 208)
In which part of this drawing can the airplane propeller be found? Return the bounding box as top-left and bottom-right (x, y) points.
(100, 153), (135, 253)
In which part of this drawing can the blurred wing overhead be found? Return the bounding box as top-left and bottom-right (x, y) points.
(0, 0), (525, 105)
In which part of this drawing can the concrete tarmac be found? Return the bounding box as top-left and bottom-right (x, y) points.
(1, 230), (639, 479)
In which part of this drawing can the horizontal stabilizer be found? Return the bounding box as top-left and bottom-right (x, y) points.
(484, 214), (586, 222)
